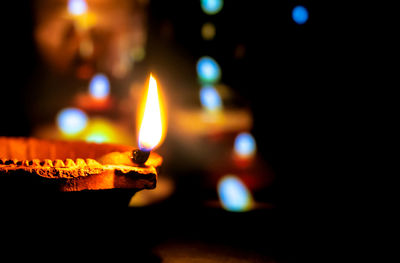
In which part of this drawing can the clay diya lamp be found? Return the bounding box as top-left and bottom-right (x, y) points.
(0, 137), (162, 208)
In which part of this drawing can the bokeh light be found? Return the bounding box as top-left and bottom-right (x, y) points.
(201, 0), (224, 15)
(89, 74), (110, 99)
(292, 5), (309, 24)
(68, 0), (88, 16)
(200, 85), (222, 111)
(196, 56), (221, 84)
(218, 175), (253, 212)
(56, 108), (88, 135)
(83, 118), (133, 144)
(234, 132), (256, 158)
(130, 47), (146, 62)
(201, 22), (216, 40)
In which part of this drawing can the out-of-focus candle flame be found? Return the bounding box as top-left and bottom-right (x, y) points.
(234, 132), (256, 159)
(201, 0), (224, 15)
(218, 175), (254, 212)
(138, 74), (165, 151)
(196, 56), (221, 84)
(68, 0), (88, 16)
(200, 85), (222, 112)
(89, 74), (110, 99)
(56, 107), (88, 135)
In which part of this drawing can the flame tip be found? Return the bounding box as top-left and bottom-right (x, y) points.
(138, 74), (165, 150)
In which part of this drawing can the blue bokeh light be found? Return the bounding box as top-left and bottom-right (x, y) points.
(89, 74), (110, 99)
(200, 86), (222, 111)
(196, 56), (221, 84)
(292, 5), (309, 25)
(234, 132), (256, 157)
(56, 108), (88, 135)
(68, 0), (87, 15)
(218, 175), (253, 212)
(201, 0), (223, 15)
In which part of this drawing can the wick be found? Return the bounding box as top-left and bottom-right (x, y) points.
(131, 149), (150, 165)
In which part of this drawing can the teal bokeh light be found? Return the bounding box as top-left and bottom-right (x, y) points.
(201, 0), (223, 15)
(196, 56), (221, 84)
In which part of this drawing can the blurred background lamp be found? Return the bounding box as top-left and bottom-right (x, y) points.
(56, 108), (88, 135)
(201, 0), (224, 15)
(234, 132), (256, 158)
(82, 118), (133, 144)
(89, 74), (110, 99)
(218, 175), (253, 212)
(292, 5), (309, 24)
(201, 22), (216, 40)
(130, 47), (146, 62)
(200, 86), (222, 111)
(196, 56), (221, 84)
(68, 0), (88, 15)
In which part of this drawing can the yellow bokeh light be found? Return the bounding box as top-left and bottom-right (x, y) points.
(130, 47), (146, 62)
(82, 118), (133, 145)
(201, 22), (216, 40)
(75, 13), (97, 31)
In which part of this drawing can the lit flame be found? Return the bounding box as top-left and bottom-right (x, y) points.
(138, 74), (165, 151)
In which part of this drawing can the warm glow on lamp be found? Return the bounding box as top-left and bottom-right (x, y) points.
(138, 74), (166, 151)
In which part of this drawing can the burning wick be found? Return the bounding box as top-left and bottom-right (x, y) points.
(132, 74), (164, 165)
(131, 149), (150, 165)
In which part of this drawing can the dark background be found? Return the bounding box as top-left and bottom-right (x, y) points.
(0, 1), (346, 262)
